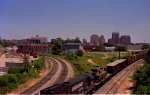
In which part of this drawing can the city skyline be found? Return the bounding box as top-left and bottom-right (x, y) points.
(0, 0), (150, 43)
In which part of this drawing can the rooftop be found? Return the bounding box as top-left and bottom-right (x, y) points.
(107, 59), (126, 66)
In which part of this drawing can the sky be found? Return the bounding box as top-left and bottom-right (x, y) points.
(0, 0), (150, 43)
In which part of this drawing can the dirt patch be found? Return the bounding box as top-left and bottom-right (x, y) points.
(87, 59), (96, 65)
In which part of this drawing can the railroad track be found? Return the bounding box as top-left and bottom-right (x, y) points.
(53, 58), (68, 84)
(106, 59), (143, 94)
(22, 58), (59, 94)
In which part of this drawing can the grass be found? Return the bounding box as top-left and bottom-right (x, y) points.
(48, 52), (116, 76)
(120, 51), (134, 58)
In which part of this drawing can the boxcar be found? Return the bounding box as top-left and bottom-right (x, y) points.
(40, 73), (95, 94)
(107, 59), (127, 74)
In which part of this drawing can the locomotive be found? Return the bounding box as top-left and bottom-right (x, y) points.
(40, 51), (145, 94)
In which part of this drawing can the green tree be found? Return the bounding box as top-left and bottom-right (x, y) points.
(76, 50), (83, 57)
(8, 66), (24, 74)
(115, 45), (127, 51)
(23, 54), (30, 73)
(0, 41), (10, 47)
(52, 42), (61, 55)
(132, 49), (150, 94)
(145, 49), (150, 64)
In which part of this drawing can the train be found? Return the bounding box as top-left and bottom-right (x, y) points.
(40, 51), (146, 94)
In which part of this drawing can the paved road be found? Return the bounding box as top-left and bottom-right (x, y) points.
(95, 59), (144, 94)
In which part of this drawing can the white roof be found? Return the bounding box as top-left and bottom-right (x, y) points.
(107, 59), (126, 66)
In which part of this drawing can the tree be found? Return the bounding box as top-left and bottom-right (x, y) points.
(23, 54), (30, 73)
(145, 49), (150, 64)
(76, 50), (83, 57)
(0, 41), (10, 47)
(52, 42), (61, 55)
(132, 49), (150, 94)
(115, 46), (127, 51)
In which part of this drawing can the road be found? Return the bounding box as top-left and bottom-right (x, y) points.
(95, 59), (144, 94)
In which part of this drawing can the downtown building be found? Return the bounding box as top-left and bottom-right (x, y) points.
(99, 35), (105, 44)
(119, 35), (131, 45)
(90, 35), (100, 46)
(108, 32), (131, 45)
(111, 32), (119, 45)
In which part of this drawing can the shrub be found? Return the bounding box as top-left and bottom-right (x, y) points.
(8, 67), (24, 74)
(28, 68), (38, 78)
(0, 75), (9, 87)
(14, 73), (29, 84)
(7, 74), (18, 84)
(33, 58), (45, 71)
(107, 56), (117, 63)
(132, 49), (150, 94)
(76, 50), (83, 57)
(66, 51), (77, 60)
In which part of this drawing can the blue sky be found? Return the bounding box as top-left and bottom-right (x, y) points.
(0, 0), (150, 43)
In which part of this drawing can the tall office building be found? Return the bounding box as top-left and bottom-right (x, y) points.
(99, 35), (105, 44)
(90, 35), (100, 46)
(120, 35), (131, 45)
(111, 32), (119, 45)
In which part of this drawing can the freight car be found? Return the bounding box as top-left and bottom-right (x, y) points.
(40, 51), (145, 94)
(107, 59), (127, 74)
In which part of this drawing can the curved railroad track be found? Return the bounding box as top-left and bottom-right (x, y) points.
(53, 58), (68, 84)
(106, 59), (143, 94)
(22, 58), (59, 94)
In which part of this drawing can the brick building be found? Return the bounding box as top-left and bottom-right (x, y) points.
(18, 44), (52, 54)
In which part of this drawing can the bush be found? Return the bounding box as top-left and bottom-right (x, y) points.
(0, 75), (9, 87)
(132, 49), (150, 94)
(66, 51), (77, 60)
(14, 73), (29, 84)
(115, 46), (127, 51)
(33, 58), (45, 71)
(7, 74), (18, 84)
(76, 50), (83, 57)
(107, 56), (117, 63)
(8, 67), (24, 74)
(145, 49), (150, 64)
(6, 83), (18, 91)
(0, 58), (45, 94)
(28, 68), (38, 78)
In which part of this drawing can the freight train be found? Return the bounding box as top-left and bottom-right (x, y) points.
(40, 51), (145, 94)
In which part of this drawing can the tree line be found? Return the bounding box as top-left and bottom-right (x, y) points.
(132, 49), (150, 94)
